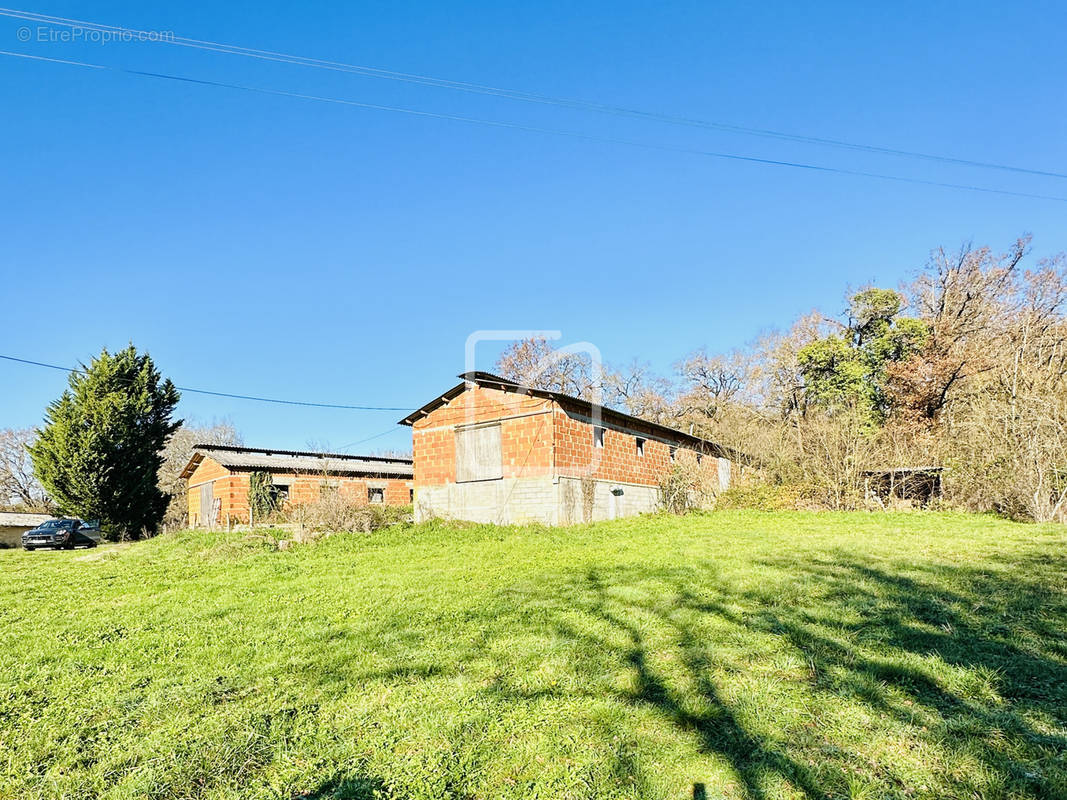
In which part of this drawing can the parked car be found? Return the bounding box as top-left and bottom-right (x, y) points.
(22, 518), (101, 550)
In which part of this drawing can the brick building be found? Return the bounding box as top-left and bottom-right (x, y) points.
(181, 444), (413, 527)
(401, 372), (745, 525)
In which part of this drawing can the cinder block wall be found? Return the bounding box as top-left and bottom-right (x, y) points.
(557, 477), (661, 524)
(415, 477), (558, 525)
(0, 526), (25, 547)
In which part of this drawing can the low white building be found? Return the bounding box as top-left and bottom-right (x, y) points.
(0, 512), (51, 548)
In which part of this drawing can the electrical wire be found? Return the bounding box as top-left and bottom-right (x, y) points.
(3, 49), (1065, 203)
(2, 6), (1064, 180)
(338, 427), (408, 450)
(0, 353), (413, 411)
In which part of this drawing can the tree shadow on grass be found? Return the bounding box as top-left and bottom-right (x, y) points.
(579, 570), (824, 800)
(301, 774), (386, 799)
(252, 543), (1065, 799)
(490, 543), (1067, 799)
(745, 552), (1067, 796)
(482, 567), (830, 798)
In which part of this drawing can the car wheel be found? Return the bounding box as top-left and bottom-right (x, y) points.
(64, 541), (75, 550)
(23, 546), (34, 551)
(89, 541), (98, 548)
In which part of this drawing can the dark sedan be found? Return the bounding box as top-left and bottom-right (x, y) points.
(22, 519), (101, 550)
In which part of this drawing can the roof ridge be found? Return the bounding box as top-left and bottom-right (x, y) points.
(193, 443), (412, 464)
(400, 372), (751, 466)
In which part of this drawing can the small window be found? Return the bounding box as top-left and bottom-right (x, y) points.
(696, 453), (703, 465)
(368, 487), (385, 504)
(669, 445), (677, 463)
(636, 437), (646, 457)
(594, 426), (605, 448)
(409, 488), (414, 503)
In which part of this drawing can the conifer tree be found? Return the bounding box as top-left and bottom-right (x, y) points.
(29, 346), (181, 540)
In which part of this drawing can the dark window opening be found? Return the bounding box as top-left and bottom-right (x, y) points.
(594, 426), (605, 448)
(368, 487), (385, 504)
(636, 437), (646, 457)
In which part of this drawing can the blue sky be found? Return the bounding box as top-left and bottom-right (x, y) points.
(2, 1), (1065, 453)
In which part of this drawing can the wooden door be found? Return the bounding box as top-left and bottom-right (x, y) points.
(200, 482), (214, 528)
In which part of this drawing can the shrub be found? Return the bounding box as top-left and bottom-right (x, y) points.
(658, 462), (713, 514)
(715, 483), (805, 511)
(248, 472), (278, 522)
(285, 491), (411, 535)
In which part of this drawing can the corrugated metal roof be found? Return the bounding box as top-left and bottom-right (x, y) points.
(0, 512), (52, 527)
(182, 444), (413, 479)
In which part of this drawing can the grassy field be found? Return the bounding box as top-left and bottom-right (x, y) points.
(0, 512), (1064, 800)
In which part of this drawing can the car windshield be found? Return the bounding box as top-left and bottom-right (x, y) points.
(40, 520), (71, 529)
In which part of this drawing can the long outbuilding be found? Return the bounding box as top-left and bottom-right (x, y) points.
(180, 444), (413, 527)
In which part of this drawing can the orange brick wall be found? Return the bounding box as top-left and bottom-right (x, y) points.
(553, 408), (670, 484)
(553, 407), (721, 486)
(412, 385), (554, 486)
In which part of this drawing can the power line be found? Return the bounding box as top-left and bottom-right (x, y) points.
(2, 6), (1064, 181)
(339, 427), (407, 451)
(0, 354), (413, 411)
(3, 49), (1065, 203)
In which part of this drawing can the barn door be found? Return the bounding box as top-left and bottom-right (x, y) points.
(200, 483), (214, 528)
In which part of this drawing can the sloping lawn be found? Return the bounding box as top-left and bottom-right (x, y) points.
(0, 512), (1064, 800)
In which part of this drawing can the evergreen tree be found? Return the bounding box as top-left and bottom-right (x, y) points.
(29, 346), (181, 540)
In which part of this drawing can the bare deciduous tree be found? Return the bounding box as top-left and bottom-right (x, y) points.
(495, 337), (602, 399)
(160, 420), (242, 527)
(603, 359), (674, 422)
(488, 240), (1067, 521)
(676, 349), (752, 419)
(0, 428), (50, 511)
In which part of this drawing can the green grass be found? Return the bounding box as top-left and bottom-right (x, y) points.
(0, 512), (1064, 800)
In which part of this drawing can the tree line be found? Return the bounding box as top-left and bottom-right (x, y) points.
(495, 237), (1067, 522)
(2, 237), (1063, 533)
